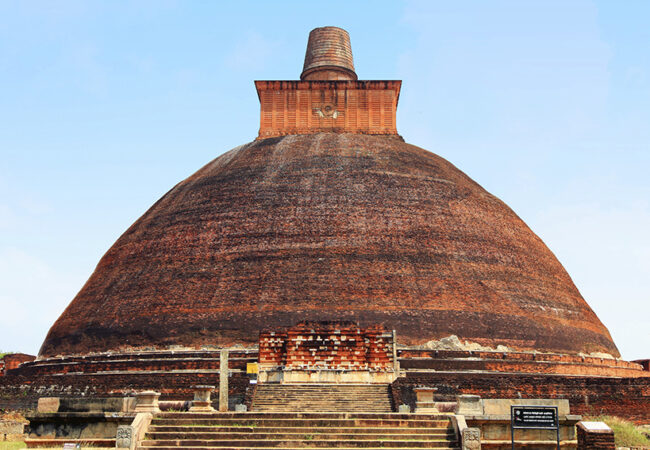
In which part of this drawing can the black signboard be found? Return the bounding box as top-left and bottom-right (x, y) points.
(512, 406), (558, 428)
(511, 405), (559, 450)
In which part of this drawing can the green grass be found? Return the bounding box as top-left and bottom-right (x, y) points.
(586, 415), (650, 448)
(0, 442), (27, 450)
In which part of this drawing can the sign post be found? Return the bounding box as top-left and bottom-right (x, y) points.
(511, 405), (559, 450)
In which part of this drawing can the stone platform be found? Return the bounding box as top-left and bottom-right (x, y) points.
(2, 347), (649, 424)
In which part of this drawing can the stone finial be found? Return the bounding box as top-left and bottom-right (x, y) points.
(190, 385), (216, 412)
(301, 27), (357, 80)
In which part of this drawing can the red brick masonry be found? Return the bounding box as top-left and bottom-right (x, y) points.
(39, 134), (621, 358)
(2, 348), (648, 424)
(255, 80), (401, 138)
(259, 321), (394, 371)
(399, 349), (649, 378)
(0, 353), (36, 375)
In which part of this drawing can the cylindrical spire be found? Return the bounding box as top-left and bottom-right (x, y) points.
(301, 27), (357, 81)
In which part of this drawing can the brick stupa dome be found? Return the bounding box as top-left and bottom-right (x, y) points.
(40, 27), (619, 358)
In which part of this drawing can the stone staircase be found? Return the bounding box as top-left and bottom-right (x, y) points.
(251, 383), (393, 412)
(139, 412), (460, 449)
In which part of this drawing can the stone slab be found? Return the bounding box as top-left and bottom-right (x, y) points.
(38, 397), (135, 413)
(578, 421), (612, 432)
(37, 397), (60, 413)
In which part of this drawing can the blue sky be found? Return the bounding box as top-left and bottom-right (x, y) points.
(1, 1), (648, 360)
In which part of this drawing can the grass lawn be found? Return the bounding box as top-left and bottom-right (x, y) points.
(0, 442), (26, 450)
(586, 415), (650, 448)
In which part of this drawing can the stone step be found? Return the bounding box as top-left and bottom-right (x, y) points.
(251, 403), (388, 406)
(250, 409), (393, 413)
(156, 412), (449, 420)
(252, 392), (388, 396)
(250, 384), (389, 389)
(251, 399), (387, 402)
(250, 410), (393, 413)
(146, 432), (455, 440)
(251, 402), (389, 406)
(250, 384), (393, 413)
(140, 439), (458, 448)
(25, 438), (116, 448)
(246, 408), (394, 413)
(139, 448), (460, 450)
(151, 418), (453, 428)
(252, 391), (386, 394)
(250, 400), (389, 404)
(149, 426), (454, 435)
(142, 412), (457, 450)
(251, 397), (388, 401)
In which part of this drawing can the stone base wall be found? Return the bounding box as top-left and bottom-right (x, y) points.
(391, 372), (650, 424)
(0, 371), (253, 412)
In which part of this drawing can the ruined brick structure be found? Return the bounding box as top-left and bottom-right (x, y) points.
(257, 321), (396, 383)
(259, 321), (394, 372)
(0, 353), (35, 376)
(633, 359), (650, 371)
(3, 26), (648, 425)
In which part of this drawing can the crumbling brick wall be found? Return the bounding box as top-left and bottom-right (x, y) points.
(398, 349), (648, 378)
(1, 353), (36, 376)
(259, 321), (393, 371)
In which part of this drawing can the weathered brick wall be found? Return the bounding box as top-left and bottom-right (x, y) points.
(259, 331), (287, 367)
(0, 350), (256, 412)
(398, 349), (648, 378)
(38, 133), (621, 358)
(0, 371), (253, 412)
(9, 350), (256, 377)
(259, 321), (393, 371)
(400, 349), (644, 369)
(1, 353), (36, 375)
(391, 372), (650, 424)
